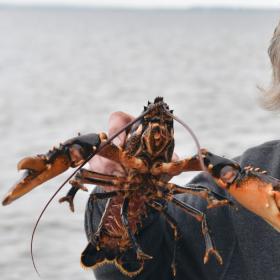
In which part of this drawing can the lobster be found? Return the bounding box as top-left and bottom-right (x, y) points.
(2, 97), (280, 278)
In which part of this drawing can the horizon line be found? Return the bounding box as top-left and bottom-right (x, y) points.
(0, 4), (279, 11)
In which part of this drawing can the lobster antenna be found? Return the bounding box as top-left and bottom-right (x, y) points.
(30, 106), (154, 277)
(163, 108), (208, 173)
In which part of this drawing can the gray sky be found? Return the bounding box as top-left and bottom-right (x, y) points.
(1, 0), (280, 8)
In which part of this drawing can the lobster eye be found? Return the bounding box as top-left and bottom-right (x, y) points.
(220, 165), (239, 184)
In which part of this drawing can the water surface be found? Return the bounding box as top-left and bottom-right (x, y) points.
(0, 8), (279, 280)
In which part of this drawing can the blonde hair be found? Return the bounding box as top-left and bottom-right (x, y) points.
(262, 20), (280, 110)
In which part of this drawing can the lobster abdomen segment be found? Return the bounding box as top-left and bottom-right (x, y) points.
(81, 242), (145, 277)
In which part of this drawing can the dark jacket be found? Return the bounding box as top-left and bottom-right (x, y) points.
(85, 141), (280, 280)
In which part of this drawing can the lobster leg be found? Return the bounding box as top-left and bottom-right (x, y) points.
(168, 182), (230, 209)
(154, 178), (230, 208)
(78, 169), (143, 186)
(170, 197), (223, 265)
(150, 148), (239, 177)
(90, 191), (128, 201)
(59, 169), (131, 211)
(148, 200), (180, 277)
(201, 217), (222, 264)
(72, 173), (129, 189)
(121, 197), (153, 261)
(79, 169), (129, 182)
(175, 185), (230, 209)
(58, 181), (84, 213)
(90, 198), (112, 245)
(150, 155), (202, 176)
(70, 169), (143, 190)
(162, 210), (179, 277)
(98, 133), (148, 173)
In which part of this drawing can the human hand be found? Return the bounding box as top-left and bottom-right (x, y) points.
(88, 111), (134, 191)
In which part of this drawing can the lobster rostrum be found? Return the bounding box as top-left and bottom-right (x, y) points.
(3, 97), (280, 277)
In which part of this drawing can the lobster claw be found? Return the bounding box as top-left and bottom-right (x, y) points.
(2, 153), (70, 206)
(202, 151), (280, 232)
(228, 170), (280, 233)
(2, 133), (101, 206)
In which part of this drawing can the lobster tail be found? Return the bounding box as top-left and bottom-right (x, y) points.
(81, 242), (144, 277)
(81, 242), (109, 269)
(116, 248), (145, 277)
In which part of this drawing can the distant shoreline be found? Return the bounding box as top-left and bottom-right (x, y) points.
(0, 5), (279, 12)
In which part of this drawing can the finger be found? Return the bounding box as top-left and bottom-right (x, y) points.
(89, 155), (124, 176)
(108, 111), (135, 146)
(172, 152), (180, 161)
(89, 111), (135, 192)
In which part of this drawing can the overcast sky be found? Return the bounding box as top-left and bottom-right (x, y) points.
(0, 0), (280, 8)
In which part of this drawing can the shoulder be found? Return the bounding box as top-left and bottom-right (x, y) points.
(237, 140), (280, 178)
(241, 140), (280, 159)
